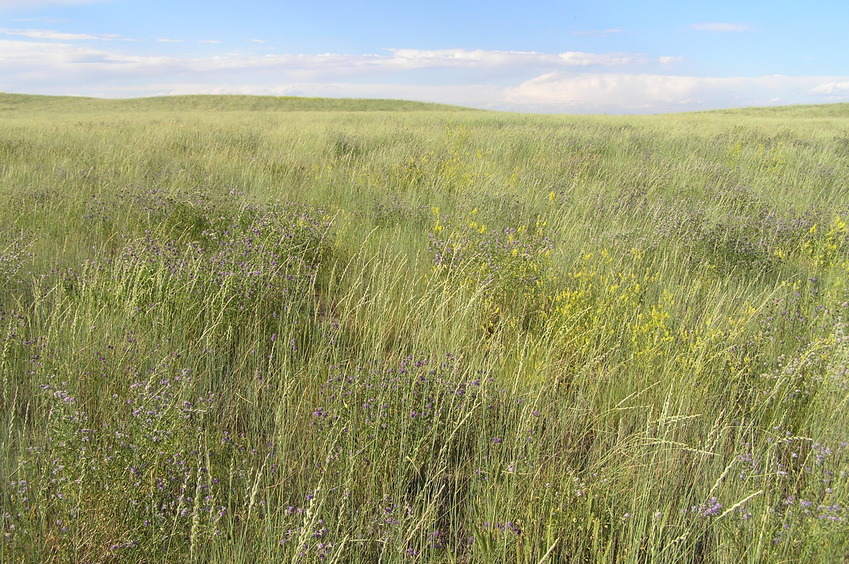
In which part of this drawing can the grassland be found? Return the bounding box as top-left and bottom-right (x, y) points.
(1, 93), (848, 562)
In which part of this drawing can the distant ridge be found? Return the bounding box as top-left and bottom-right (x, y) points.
(0, 93), (473, 113)
(697, 102), (849, 118)
(2, 93), (847, 117)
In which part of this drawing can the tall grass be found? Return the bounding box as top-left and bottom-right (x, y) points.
(1, 94), (848, 562)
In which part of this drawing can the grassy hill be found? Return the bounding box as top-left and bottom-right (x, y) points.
(0, 92), (472, 113)
(1, 95), (847, 562)
(4, 92), (848, 117)
(703, 102), (849, 118)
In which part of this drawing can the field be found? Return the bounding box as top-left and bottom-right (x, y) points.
(1, 93), (848, 562)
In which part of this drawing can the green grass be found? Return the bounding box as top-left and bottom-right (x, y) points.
(0, 93), (471, 113)
(1, 93), (848, 562)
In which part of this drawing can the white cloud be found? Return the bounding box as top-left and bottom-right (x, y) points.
(0, 27), (119, 40)
(558, 51), (645, 66)
(505, 73), (705, 110)
(378, 48), (644, 69)
(812, 81), (849, 95)
(0, 38), (95, 62)
(504, 72), (849, 112)
(156, 38), (183, 43)
(0, 39), (181, 80)
(659, 56), (684, 64)
(0, 41), (648, 78)
(691, 23), (750, 32)
(572, 29), (623, 37)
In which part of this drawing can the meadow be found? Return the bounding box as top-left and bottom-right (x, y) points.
(0, 93), (847, 562)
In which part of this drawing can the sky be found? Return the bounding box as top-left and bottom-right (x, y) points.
(1, 0), (847, 114)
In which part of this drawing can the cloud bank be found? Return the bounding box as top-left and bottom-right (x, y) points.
(0, 27), (120, 40)
(691, 23), (751, 32)
(0, 33), (847, 113)
(504, 73), (841, 112)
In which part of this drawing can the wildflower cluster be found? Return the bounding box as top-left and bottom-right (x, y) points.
(803, 215), (848, 268)
(397, 124), (489, 194)
(112, 202), (332, 313)
(0, 233), (33, 286)
(312, 354), (486, 479)
(542, 248), (677, 364)
(629, 185), (832, 273)
(430, 208), (554, 332)
(303, 354), (531, 557)
(2, 362), (247, 561)
(370, 193), (431, 229)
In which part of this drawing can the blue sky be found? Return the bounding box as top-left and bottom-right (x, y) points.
(1, 0), (847, 113)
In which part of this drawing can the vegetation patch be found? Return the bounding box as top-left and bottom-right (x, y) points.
(0, 95), (847, 562)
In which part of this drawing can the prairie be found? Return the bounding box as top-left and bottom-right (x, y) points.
(1, 93), (848, 562)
